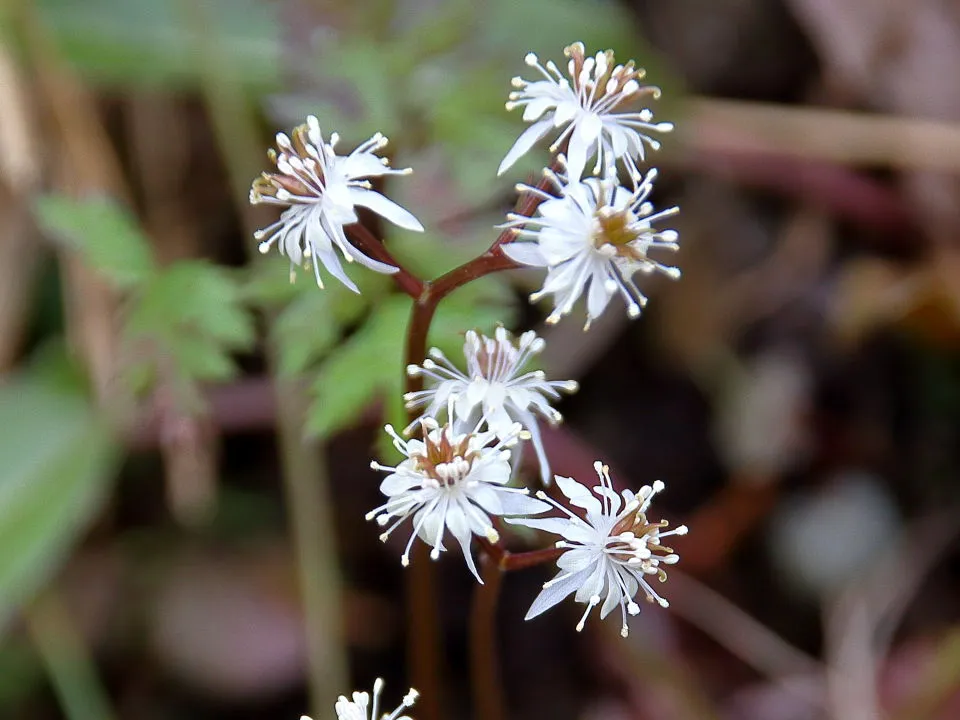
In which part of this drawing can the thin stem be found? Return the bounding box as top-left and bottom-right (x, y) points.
(347, 223), (425, 298)
(398, 165), (560, 720)
(25, 589), (118, 720)
(470, 553), (505, 720)
(502, 545), (565, 571)
(429, 250), (519, 304)
(275, 383), (350, 717)
(477, 535), (565, 572)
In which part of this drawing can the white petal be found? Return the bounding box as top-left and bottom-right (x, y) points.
(586, 268), (613, 320)
(349, 188), (424, 231)
(501, 241), (548, 267)
(522, 97), (555, 122)
(565, 130), (589, 182)
(512, 406), (550, 484)
(446, 503), (482, 583)
(498, 118), (554, 176)
(609, 126), (628, 158)
(339, 151), (391, 179)
(574, 557), (607, 603)
(525, 566), (591, 620)
(555, 474), (602, 517)
(505, 516), (571, 535)
(313, 233), (361, 293)
(553, 100), (579, 127)
(497, 491), (551, 516)
(380, 472), (421, 495)
(469, 484), (504, 515)
(599, 571), (623, 619)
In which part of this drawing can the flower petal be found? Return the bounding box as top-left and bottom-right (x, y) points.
(501, 241), (548, 267)
(349, 188), (424, 232)
(525, 566), (591, 620)
(498, 118), (554, 176)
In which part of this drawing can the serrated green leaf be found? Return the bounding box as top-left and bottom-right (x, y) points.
(34, 195), (155, 290)
(123, 261), (255, 391)
(0, 378), (118, 626)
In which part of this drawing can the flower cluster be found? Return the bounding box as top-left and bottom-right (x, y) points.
(251, 42), (687, 640)
(498, 42), (680, 327)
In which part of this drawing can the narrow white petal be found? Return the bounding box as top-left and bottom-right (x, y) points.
(498, 118), (554, 176)
(349, 188), (424, 232)
(505, 516), (571, 534)
(501, 241), (548, 267)
(525, 566), (591, 620)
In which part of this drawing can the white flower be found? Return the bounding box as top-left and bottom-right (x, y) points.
(509, 462), (688, 638)
(501, 166), (680, 329)
(308, 678), (417, 720)
(404, 328), (578, 485)
(250, 115), (423, 292)
(367, 420), (550, 582)
(498, 42), (673, 182)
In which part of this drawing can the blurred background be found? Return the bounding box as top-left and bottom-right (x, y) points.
(2, 0), (960, 718)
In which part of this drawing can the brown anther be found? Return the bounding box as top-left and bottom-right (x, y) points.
(412, 427), (477, 483)
(562, 44), (650, 111)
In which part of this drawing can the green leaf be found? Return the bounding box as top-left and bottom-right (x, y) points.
(306, 295), (410, 438)
(34, 195), (155, 290)
(123, 261), (255, 391)
(0, 378), (118, 626)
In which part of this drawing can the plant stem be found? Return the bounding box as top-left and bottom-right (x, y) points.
(25, 589), (118, 720)
(470, 553), (505, 720)
(274, 383), (350, 717)
(398, 167), (559, 720)
(347, 224), (425, 298)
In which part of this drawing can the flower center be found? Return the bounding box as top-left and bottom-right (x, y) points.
(564, 42), (651, 112)
(412, 431), (477, 486)
(474, 341), (517, 380)
(593, 206), (640, 248)
(605, 507), (672, 566)
(251, 122), (326, 203)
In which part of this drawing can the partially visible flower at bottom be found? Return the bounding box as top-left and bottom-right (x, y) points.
(367, 419), (550, 582)
(302, 677), (418, 720)
(509, 461), (687, 637)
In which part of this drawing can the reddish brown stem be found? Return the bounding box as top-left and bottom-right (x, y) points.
(469, 553), (505, 720)
(346, 223), (426, 298)
(477, 536), (565, 572)
(399, 165), (559, 720)
(502, 545), (565, 572)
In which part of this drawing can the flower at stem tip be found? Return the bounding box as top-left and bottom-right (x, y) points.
(509, 461), (688, 638)
(367, 416), (551, 583)
(302, 677), (418, 720)
(499, 42), (673, 181)
(250, 116), (423, 292)
(404, 327), (578, 485)
(501, 163), (680, 329)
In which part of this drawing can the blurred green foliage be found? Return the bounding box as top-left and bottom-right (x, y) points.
(35, 197), (255, 411)
(0, 378), (117, 627)
(35, 0), (282, 90)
